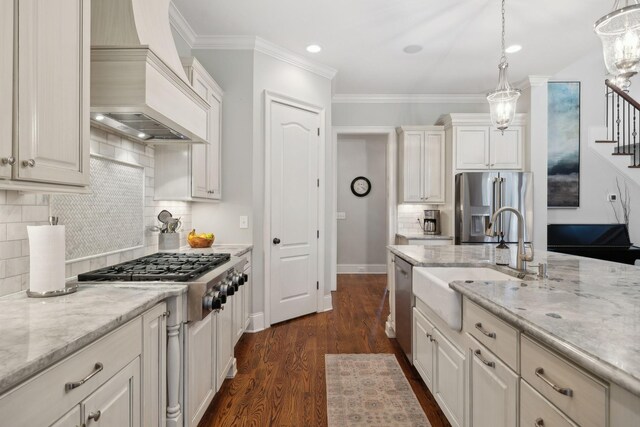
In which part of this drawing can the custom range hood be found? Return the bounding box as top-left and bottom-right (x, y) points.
(90, 0), (208, 144)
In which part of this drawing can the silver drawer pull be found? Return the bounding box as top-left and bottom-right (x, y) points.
(475, 322), (496, 338)
(474, 349), (495, 368)
(88, 410), (101, 421)
(535, 367), (574, 397)
(535, 418), (544, 427)
(65, 362), (103, 391)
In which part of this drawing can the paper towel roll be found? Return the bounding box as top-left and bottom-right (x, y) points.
(27, 225), (66, 294)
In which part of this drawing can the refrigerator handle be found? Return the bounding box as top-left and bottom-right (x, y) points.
(497, 177), (504, 235)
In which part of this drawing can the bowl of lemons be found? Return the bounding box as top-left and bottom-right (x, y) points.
(187, 229), (215, 248)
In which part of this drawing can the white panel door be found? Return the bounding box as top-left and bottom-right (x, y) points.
(216, 300), (234, 388)
(17, 0), (89, 185)
(0, 0), (13, 179)
(206, 93), (222, 199)
(470, 345), (518, 427)
(433, 329), (465, 427)
(82, 358), (140, 427)
(413, 308), (435, 391)
(423, 131), (445, 203)
(269, 101), (320, 324)
(191, 143), (209, 199)
(456, 127), (490, 170)
(402, 131), (424, 202)
(490, 127), (522, 170)
(187, 314), (215, 426)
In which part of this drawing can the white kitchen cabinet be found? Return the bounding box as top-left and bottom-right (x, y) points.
(413, 307), (436, 390)
(217, 294), (235, 387)
(233, 285), (245, 345)
(0, 0), (13, 181)
(155, 58), (223, 202)
(186, 312), (216, 427)
(433, 328), (465, 427)
(243, 254), (252, 330)
(142, 303), (167, 427)
(398, 126), (446, 204)
(469, 340), (518, 427)
(440, 114), (525, 172)
(13, 0), (90, 188)
(50, 406), (81, 427)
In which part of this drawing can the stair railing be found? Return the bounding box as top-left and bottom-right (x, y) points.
(603, 79), (640, 168)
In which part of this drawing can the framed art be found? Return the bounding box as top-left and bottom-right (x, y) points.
(548, 81), (581, 208)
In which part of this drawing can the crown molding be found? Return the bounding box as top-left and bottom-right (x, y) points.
(524, 75), (551, 88)
(332, 93), (487, 104)
(192, 35), (257, 50)
(168, 1), (197, 47)
(254, 38), (337, 79)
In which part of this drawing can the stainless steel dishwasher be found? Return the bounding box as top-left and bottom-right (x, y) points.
(394, 255), (413, 362)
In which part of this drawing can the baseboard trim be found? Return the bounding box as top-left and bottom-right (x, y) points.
(323, 293), (333, 312)
(246, 312), (266, 333)
(337, 264), (387, 274)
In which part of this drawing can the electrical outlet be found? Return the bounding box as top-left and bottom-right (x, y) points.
(608, 194), (618, 202)
(337, 212), (347, 220)
(239, 216), (249, 229)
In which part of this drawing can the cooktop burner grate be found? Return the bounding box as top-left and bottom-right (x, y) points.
(77, 252), (231, 282)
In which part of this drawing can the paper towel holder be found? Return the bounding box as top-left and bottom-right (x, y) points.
(27, 283), (78, 298)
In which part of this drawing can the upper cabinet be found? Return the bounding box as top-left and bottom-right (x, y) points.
(398, 126), (446, 204)
(155, 58), (222, 202)
(2, 0), (90, 191)
(441, 114), (526, 171)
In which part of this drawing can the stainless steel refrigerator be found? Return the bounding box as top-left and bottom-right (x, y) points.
(455, 172), (533, 244)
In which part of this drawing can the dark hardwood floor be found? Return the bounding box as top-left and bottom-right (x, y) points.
(198, 274), (451, 427)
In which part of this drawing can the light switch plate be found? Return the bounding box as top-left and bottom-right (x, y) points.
(337, 212), (346, 220)
(239, 216), (249, 229)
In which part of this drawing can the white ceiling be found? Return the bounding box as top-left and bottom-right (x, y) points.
(172, 0), (610, 95)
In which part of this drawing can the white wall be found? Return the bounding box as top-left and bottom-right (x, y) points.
(548, 51), (640, 243)
(336, 135), (387, 272)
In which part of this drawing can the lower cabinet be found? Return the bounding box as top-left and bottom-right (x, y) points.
(413, 307), (435, 390)
(217, 296), (235, 387)
(243, 260), (252, 330)
(233, 285), (244, 345)
(142, 303), (167, 427)
(186, 312), (216, 427)
(468, 339), (518, 427)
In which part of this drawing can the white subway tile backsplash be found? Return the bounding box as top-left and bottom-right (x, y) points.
(6, 223), (27, 241)
(21, 206), (49, 222)
(0, 241), (22, 259)
(99, 142), (115, 157)
(0, 206), (22, 223)
(6, 256), (29, 276)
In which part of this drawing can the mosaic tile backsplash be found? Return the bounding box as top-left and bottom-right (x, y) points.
(0, 127), (192, 297)
(51, 156), (144, 260)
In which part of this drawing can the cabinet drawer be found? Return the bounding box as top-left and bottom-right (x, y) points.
(521, 335), (607, 427)
(463, 299), (518, 371)
(0, 318), (142, 426)
(521, 379), (578, 427)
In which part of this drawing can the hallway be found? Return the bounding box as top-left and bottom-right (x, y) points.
(199, 274), (450, 427)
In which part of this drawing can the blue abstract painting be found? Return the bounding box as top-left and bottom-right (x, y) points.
(548, 82), (580, 208)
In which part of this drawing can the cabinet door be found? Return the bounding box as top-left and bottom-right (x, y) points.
(400, 131), (424, 202)
(243, 265), (252, 329)
(17, 0), (89, 186)
(469, 343), (518, 427)
(82, 358), (140, 427)
(433, 329), (465, 427)
(413, 308), (435, 391)
(233, 286), (244, 345)
(490, 127), (522, 170)
(0, 0), (13, 179)
(142, 304), (167, 427)
(217, 298), (234, 389)
(186, 314), (215, 426)
(206, 93), (222, 199)
(50, 405), (81, 427)
(455, 127), (490, 170)
(191, 143), (209, 199)
(423, 131), (445, 203)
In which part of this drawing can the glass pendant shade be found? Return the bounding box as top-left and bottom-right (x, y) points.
(595, 1), (640, 90)
(487, 62), (521, 132)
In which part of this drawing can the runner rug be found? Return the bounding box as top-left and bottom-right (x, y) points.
(325, 354), (431, 427)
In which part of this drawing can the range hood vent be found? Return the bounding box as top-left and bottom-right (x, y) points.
(90, 0), (209, 144)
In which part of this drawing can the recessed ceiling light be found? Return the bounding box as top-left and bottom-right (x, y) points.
(403, 45), (423, 54)
(306, 44), (322, 53)
(137, 132), (146, 139)
(505, 44), (522, 54)
(95, 114), (105, 121)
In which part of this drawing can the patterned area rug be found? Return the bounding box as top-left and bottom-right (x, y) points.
(325, 354), (432, 427)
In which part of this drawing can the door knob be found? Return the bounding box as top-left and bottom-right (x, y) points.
(273, 238), (281, 245)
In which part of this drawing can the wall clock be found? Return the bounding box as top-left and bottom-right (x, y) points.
(350, 176), (371, 197)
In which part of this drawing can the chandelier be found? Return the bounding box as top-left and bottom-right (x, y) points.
(595, 1), (640, 91)
(487, 0), (520, 133)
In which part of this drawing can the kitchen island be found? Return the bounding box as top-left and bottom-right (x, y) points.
(388, 244), (640, 427)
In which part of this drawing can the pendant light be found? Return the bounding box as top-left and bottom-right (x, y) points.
(595, 0), (640, 91)
(487, 0), (520, 133)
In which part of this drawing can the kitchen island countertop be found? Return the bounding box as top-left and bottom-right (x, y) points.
(388, 244), (640, 396)
(178, 243), (253, 258)
(0, 284), (187, 395)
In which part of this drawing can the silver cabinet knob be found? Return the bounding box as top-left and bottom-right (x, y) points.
(22, 159), (35, 168)
(88, 410), (101, 422)
(1, 156), (15, 166)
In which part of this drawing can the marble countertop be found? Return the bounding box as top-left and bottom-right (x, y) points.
(177, 243), (253, 258)
(0, 284), (186, 395)
(388, 244), (640, 396)
(396, 233), (453, 240)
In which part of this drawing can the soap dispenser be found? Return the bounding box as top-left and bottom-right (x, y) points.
(495, 233), (510, 266)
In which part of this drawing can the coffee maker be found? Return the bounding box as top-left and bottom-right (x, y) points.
(421, 210), (441, 235)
